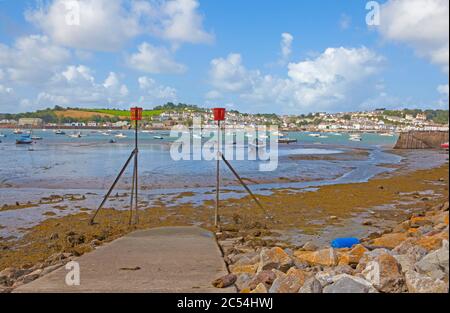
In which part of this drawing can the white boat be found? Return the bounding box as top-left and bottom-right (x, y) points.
(349, 134), (362, 142)
(55, 129), (66, 135)
(153, 136), (164, 140)
(0, 133), (6, 138)
(31, 135), (43, 140)
(13, 129), (23, 134)
(308, 133), (321, 137)
(379, 133), (394, 137)
(141, 130), (152, 133)
(68, 132), (81, 138)
(100, 132), (110, 136)
(318, 135), (328, 139)
(258, 134), (269, 139)
(115, 133), (127, 138)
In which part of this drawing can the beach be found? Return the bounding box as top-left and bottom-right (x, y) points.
(0, 130), (449, 291)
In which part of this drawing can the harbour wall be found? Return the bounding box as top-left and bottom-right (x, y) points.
(394, 131), (449, 149)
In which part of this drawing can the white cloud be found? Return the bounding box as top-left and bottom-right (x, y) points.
(159, 0), (214, 44)
(377, 0), (449, 72)
(208, 47), (384, 113)
(127, 42), (186, 74)
(138, 76), (178, 102)
(437, 83), (449, 106)
(0, 35), (70, 84)
(280, 33), (294, 64)
(26, 0), (213, 51)
(209, 53), (253, 92)
(287, 47), (382, 84)
(38, 65), (130, 107)
(437, 84), (449, 97)
(26, 0), (141, 51)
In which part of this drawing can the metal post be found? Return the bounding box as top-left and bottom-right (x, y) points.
(215, 120), (220, 227)
(90, 149), (136, 225)
(134, 120), (139, 224)
(128, 158), (136, 226)
(219, 152), (267, 215)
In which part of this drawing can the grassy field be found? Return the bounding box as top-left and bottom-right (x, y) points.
(88, 109), (164, 118)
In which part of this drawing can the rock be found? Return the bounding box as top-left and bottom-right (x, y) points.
(257, 247), (294, 273)
(371, 233), (408, 249)
(410, 216), (433, 228)
(302, 242), (318, 251)
(323, 274), (377, 293)
(268, 267), (305, 293)
(362, 219), (374, 226)
(294, 248), (338, 267)
(415, 240), (449, 280)
(40, 264), (64, 277)
(394, 254), (415, 274)
(405, 271), (448, 293)
(20, 269), (43, 284)
(212, 274), (237, 288)
(49, 233), (59, 240)
(248, 270), (276, 290)
(315, 271), (335, 287)
(416, 231), (449, 251)
(234, 273), (253, 291)
(229, 264), (258, 274)
(392, 239), (428, 262)
(0, 286), (12, 293)
(66, 232), (85, 247)
(298, 277), (323, 293)
(338, 244), (368, 266)
(361, 253), (405, 293)
(355, 248), (392, 273)
(250, 283), (268, 293)
(393, 220), (411, 233)
(329, 216), (338, 220)
(0, 267), (29, 281)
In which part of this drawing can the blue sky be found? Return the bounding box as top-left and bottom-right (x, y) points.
(0, 0), (448, 114)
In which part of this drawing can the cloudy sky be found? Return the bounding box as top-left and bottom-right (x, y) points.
(0, 0), (448, 114)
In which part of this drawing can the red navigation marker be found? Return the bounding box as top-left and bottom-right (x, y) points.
(130, 107), (143, 121)
(213, 108), (226, 121)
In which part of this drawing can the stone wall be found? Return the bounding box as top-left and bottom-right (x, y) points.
(394, 131), (449, 149)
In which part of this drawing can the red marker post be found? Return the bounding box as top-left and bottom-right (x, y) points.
(90, 107), (143, 226)
(213, 108), (226, 227)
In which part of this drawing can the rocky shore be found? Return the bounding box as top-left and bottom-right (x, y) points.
(213, 200), (449, 293)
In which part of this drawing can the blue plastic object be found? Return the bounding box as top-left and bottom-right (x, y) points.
(331, 238), (360, 249)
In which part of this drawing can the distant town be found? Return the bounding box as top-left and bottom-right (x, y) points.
(0, 104), (448, 133)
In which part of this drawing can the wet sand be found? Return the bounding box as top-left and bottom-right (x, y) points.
(0, 148), (448, 271)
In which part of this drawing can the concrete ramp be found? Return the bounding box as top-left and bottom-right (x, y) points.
(15, 227), (235, 293)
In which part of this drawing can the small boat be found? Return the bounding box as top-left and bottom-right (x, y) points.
(141, 130), (152, 133)
(318, 135), (328, 139)
(109, 139), (117, 144)
(68, 132), (82, 138)
(308, 133), (321, 137)
(100, 132), (110, 136)
(349, 134), (362, 142)
(16, 135), (33, 145)
(258, 134), (269, 139)
(379, 133), (394, 137)
(55, 130), (66, 135)
(115, 133), (127, 138)
(441, 142), (449, 149)
(31, 135), (43, 140)
(13, 129), (23, 134)
(278, 138), (298, 144)
(153, 136), (164, 140)
(0, 133), (6, 138)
